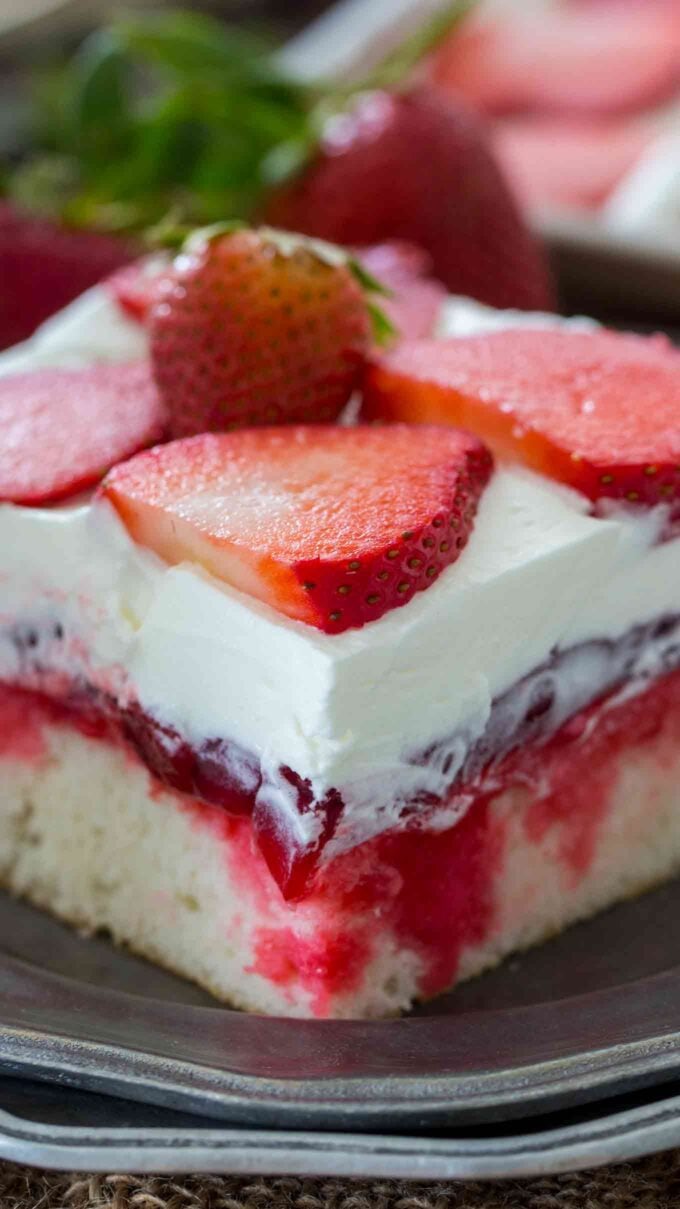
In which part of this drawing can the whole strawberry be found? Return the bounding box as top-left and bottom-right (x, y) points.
(265, 85), (554, 312)
(150, 226), (380, 437)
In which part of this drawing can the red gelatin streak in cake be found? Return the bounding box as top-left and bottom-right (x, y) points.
(252, 668), (680, 1003)
(0, 687), (50, 762)
(3, 669), (680, 1010)
(0, 680), (117, 758)
(250, 925), (374, 1015)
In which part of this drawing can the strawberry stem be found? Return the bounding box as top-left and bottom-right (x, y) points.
(367, 300), (398, 347)
(348, 257), (392, 297)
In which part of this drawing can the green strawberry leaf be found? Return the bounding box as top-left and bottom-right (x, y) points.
(349, 255), (396, 345)
(67, 29), (131, 162)
(4, 3), (478, 239)
(367, 300), (397, 347)
(115, 11), (273, 80)
(260, 135), (317, 188)
(8, 154), (80, 219)
(5, 9), (316, 235)
(349, 257), (392, 298)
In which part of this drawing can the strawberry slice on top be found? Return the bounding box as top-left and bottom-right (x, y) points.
(0, 361), (166, 505)
(102, 425), (493, 634)
(364, 328), (680, 508)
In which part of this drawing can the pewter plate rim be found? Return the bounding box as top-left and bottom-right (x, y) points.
(4, 945), (680, 1133)
(5, 1083), (680, 1179)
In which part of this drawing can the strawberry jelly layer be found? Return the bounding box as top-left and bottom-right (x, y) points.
(3, 667), (680, 1012)
(3, 613), (680, 901)
(247, 664), (680, 1007)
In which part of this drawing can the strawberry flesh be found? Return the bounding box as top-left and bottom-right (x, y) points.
(106, 258), (169, 323)
(0, 361), (167, 505)
(102, 425), (493, 634)
(364, 328), (680, 507)
(491, 118), (652, 214)
(430, 6), (680, 118)
(355, 242), (447, 339)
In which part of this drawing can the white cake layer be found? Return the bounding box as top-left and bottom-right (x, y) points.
(3, 698), (680, 1017)
(1, 286), (679, 855)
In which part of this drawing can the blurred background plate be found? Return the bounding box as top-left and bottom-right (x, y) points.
(8, 1074), (680, 1178)
(540, 212), (680, 324)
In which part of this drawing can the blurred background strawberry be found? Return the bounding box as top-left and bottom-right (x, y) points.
(2, 0), (680, 348)
(0, 1), (556, 350)
(430, 0), (680, 224)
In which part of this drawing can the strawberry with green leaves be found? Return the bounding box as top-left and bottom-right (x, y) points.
(149, 226), (388, 437)
(1, 6), (553, 353)
(265, 85), (554, 312)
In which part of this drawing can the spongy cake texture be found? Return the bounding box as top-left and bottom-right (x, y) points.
(3, 685), (680, 1018)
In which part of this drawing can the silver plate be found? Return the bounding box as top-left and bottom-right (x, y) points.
(3, 872), (680, 1170)
(5, 1074), (680, 1179)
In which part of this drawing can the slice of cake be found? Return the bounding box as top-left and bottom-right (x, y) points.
(1, 235), (679, 1018)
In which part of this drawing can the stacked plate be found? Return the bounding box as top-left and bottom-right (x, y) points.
(4, 877), (680, 1177)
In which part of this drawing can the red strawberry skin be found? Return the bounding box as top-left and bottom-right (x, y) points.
(150, 229), (373, 438)
(110, 240), (447, 341)
(0, 361), (166, 505)
(0, 203), (137, 351)
(265, 86), (554, 312)
(364, 329), (680, 507)
(102, 425), (493, 634)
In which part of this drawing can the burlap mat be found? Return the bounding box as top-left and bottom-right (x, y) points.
(4, 1151), (680, 1209)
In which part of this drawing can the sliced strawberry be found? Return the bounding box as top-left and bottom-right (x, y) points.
(102, 425), (493, 634)
(430, 6), (680, 118)
(357, 242), (433, 285)
(491, 118), (652, 214)
(356, 242), (447, 339)
(0, 362), (166, 505)
(364, 329), (680, 507)
(106, 257), (170, 324)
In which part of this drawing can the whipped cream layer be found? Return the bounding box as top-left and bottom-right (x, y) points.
(0, 285), (148, 375)
(1, 287), (679, 855)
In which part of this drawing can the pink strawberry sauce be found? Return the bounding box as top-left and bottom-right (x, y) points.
(0, 686), (51, 763)
(252, 669), (680, 1008)
(3, 666), (680, 1012)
